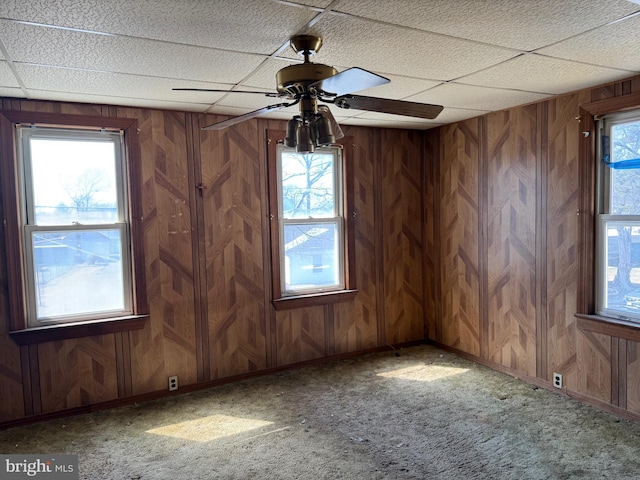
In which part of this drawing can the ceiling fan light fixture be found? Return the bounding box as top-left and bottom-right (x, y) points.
(295, 123), (314, 153)
(285, 117), (299, 148)
(314, 114), (335, 146)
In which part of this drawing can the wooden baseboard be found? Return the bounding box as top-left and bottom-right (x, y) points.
(428, 340), (640, 424)
(0, 339), (425, 430)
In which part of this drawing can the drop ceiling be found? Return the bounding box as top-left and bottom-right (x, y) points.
(1, 0), (639, 130)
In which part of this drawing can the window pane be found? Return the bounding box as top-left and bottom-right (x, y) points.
(30, 138), (119, 225)
(610, 121), (640, 215)
(603, 222), (640, 319)
(611, 168), (640, 215)
(283, 223), (340, 292)
(31, 229), (126, 320)
(281, 152), (335, 219)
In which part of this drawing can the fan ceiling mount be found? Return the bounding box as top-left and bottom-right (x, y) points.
(173, 34), (443, 153)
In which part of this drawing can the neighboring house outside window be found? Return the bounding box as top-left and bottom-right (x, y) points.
(267, 134), (356, 309)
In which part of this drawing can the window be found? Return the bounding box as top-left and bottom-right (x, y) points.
(20, 127), (132, 326)
(0, 111), (147, 343)
(267, 133), (356, 309)
(596, 109), (640, 322)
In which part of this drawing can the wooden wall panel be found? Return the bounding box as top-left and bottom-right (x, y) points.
(199, 118), (268, 379)
(119, 108), (198, 394)
(423, 129), (440, 341)
(576, 330), (611, 403)
(545, 93), (587, 390)
(275, 307), (325, 366)
(333, 126), (379, 354)
(627, 341), (640, 415)
(381, 129), (425, 344)
(38, 335), (118, 413)
(485, 107), (538, 375)
(439, 120), (481, 355)
(0, 112), (24, 420)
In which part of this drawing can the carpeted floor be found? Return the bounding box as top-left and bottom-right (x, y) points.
(1, 345), (640, 479)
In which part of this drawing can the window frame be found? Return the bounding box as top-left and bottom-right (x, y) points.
(0, 110), (148, 344)
(267, 131), (357, 310)
(594, 110), (640, 323)
(575, 92), (640, 340)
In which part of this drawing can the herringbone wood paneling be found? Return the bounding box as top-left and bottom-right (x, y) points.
(333, 126), (379, 353)
(576, 330), (611, 403)
(38, 335), (118, 412)
(486, 108), (538, 374)
(546, 93), (588, 390)
(627, 341), (640, 415)
(275, 307), (326, 366)
(381, 129), (425, 344)
(119, 108), (198, 394)
(439, 120), (481, 355)
(199, 117), (268, 378)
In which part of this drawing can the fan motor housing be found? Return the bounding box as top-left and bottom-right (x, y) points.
(276, 63), (338, 96)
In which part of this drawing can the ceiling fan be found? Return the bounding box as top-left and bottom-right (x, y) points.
(174, 35), (444, 153)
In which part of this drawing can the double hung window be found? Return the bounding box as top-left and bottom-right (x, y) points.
(0, 111), (147, 343)
(19, 127), (132, 326)
(277, 144), (344, 295)
(267, 134), (356, 309)
(596, 110), (640, 322)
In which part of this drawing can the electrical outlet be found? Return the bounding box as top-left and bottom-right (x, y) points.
(168, 375), (178, 392)
(553, 372), (563, 389)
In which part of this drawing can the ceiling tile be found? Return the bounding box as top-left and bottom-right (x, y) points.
(25, 90), (212, 112)
(0, 87), (23, 97)
(0, 0), (319, 54)
(458, 54), (634, 95)
(332, 0), (640, 51)
(407, 83), (550, 111)
(356, 106), (486, 125)
(283, 13), (520, 81)
(0, 61), (21, 87)
(16, 64), (231, 103)
(1, 20), (266, 84)
(241, 58), (298, 91)
(536, 13), (640, 71)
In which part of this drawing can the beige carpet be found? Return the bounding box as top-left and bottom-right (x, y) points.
(1, 345), (640, 479)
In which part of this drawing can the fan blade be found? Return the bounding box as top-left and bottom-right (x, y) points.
(202, 103), (290, 130)
(334, 94), (443, 120)
(311, 67), (389, 97)
(173, 87), (283, 98)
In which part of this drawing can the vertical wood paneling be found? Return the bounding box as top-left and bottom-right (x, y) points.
(38, 335), (118, 412)
(199, 117), (268, 379)
(333, 126), (380, 353)
(485, 107), (538, 375)
(381, 129), (425, 344)
(119, 108), (198, 394)
(546, 93), (587, 390)
(423, 129), (440, 342)
(576, 330), (611, 403)
(627, 341), (640, 414)
(275, 307), (325, 366)
(0, 127), (24, 420)
(439, 120), (481, 355)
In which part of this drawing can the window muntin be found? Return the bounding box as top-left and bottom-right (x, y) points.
(596, 111), (640, 322)
(277, 145), (344, 295)
(19, 127), (133, 326)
